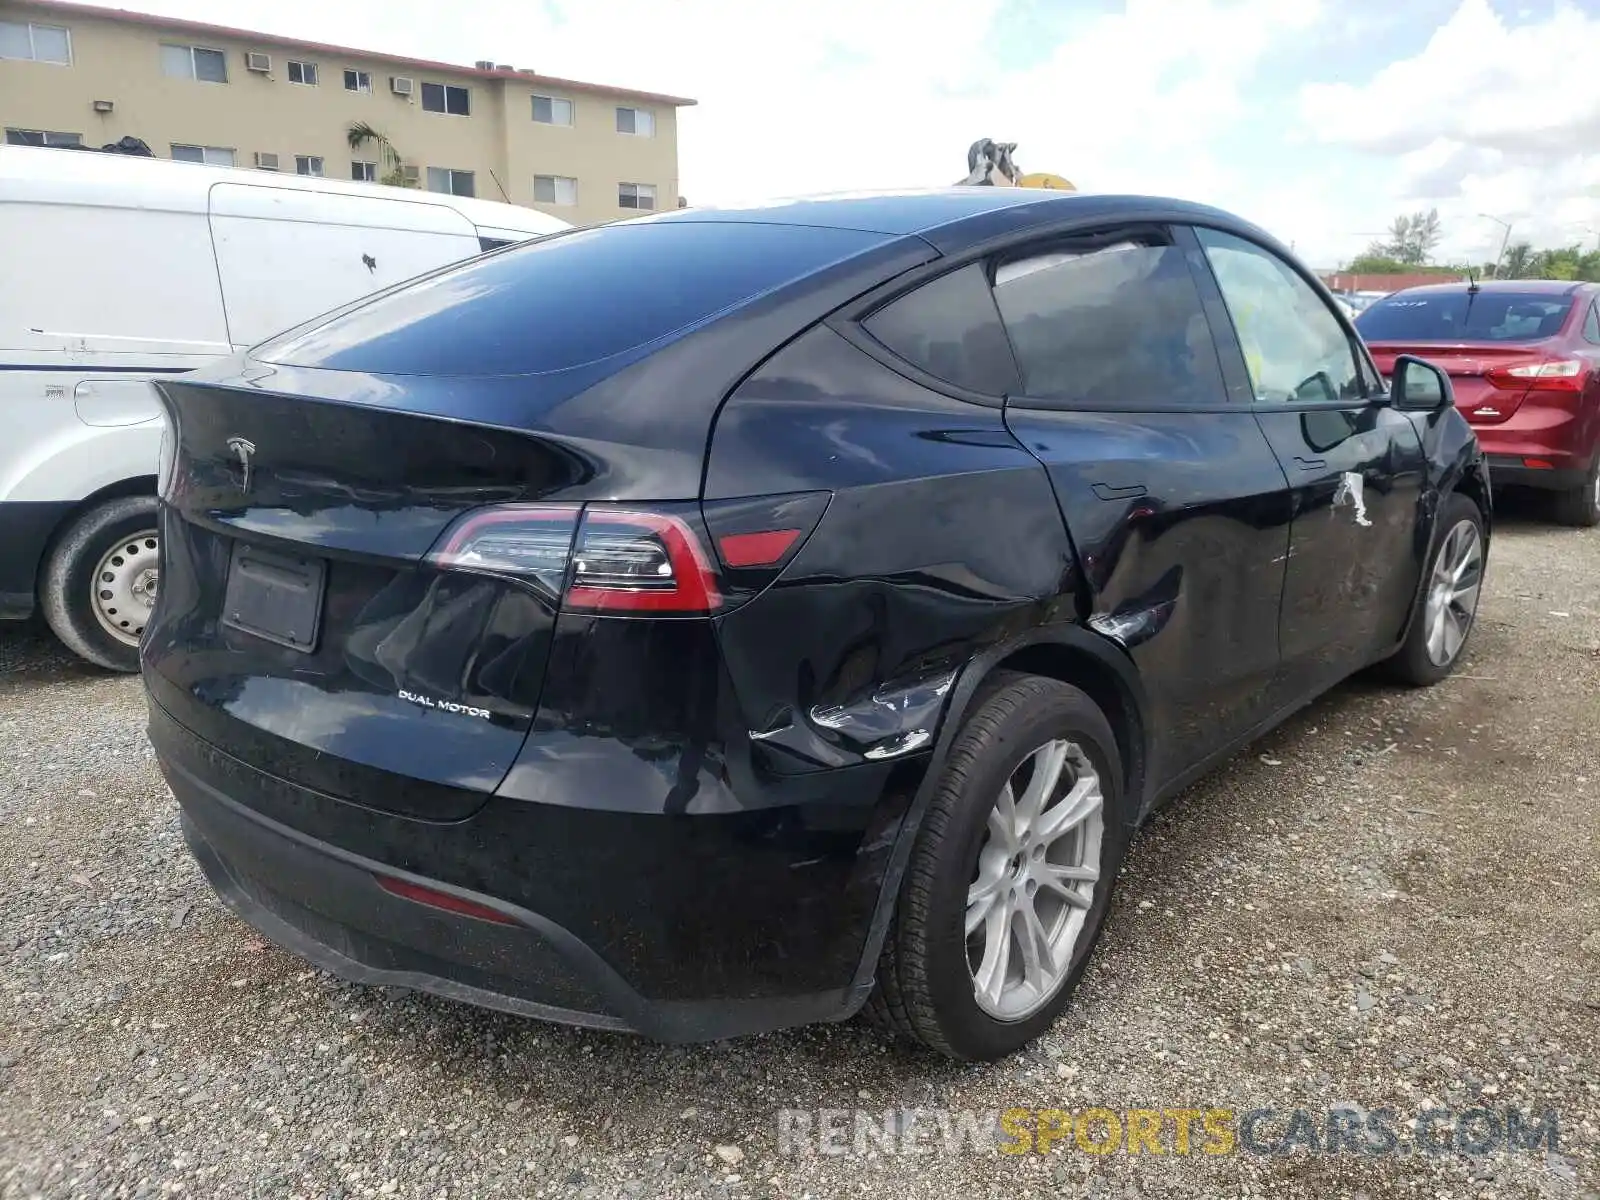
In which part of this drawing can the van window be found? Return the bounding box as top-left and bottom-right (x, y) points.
(207, 183), (482, 347)
(259, 220), (891, 376)
(993, 233), (1226, 407)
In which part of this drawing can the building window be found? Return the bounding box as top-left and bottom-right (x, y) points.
(352, 160), (377, 182)
(172, 143), (236, 167)
(287, 60), (318, 86)
(296, 155), (324, 177)
(615, 107), (655, 137)
(534, 175), (578, 206)
(618, 182), (656, 210)
(427, 167), (475, 197)
(6, 128), (82, 147)
(161, 43), (228, 83)
(532, 95), (573, 126)
(0, 20), (72, 64)
(343, 68), (371, 93)
(420, 82), (470, 116)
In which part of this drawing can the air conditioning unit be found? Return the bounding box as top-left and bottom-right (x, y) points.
(253, 151), (280, 170)
(245, 52), (271, 73)
(400, 164), (420, 183)
(390, 75), (414, 97)
(474, 59), (494, 70)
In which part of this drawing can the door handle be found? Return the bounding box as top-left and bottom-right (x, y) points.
(1293, 456), (1327, 470)
(1091, 482), (1148, 501)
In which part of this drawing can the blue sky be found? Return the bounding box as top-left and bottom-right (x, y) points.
(129, 0), (1600, 267)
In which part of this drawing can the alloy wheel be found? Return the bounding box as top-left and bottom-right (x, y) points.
(91, 530), (160, 647)
(967, 738), (1104, 1022)
(1422, 519), (1483, 667)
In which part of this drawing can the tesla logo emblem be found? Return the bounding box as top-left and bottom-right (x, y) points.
(226, 436), (255, 494)
(362, 253), (377, 273)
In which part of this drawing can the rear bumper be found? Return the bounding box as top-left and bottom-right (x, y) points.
(1485, 454), (1590, 492)
(148, 696), (898, 1042)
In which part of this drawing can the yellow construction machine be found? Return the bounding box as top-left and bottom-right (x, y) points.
(957, 139), (1074, 191)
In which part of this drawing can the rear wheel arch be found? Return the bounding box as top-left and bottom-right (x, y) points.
(845, 623), (1152, 1012)
(989, 638), (1149, 819)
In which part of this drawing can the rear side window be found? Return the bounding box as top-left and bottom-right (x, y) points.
(259, 221), (890, 376)
(991, 232), (1225, 406)
(862, 262), (1019, 394)
(1582, 300), (1600, 345)
(1356, 290), (1575, 343)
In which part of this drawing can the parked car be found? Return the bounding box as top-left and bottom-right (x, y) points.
(0, 145), (568, 671)
(1357, 279), (1600, 526)
(143, 190), (1489, 1061)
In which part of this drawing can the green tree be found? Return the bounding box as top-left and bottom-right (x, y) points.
(1367, 208), (1444, 266)
(1347, 253), (1410, 274)
(1501, 242), (1534, 279)
(346, 121), (414, 188)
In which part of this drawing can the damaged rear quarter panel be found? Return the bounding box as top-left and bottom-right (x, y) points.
(706, 325), (1080, 785)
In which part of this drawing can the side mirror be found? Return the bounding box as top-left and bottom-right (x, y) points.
(1391, 354), (1453, 412)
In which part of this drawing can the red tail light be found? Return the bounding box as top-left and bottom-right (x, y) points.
(717, 528), (802, 568)
(428, 503), (722, 614)
(374, 875), (518, 925)
(565, 509), (722, 613)
(428, 493), (829, 615)
(1484, 358), (1587, 392)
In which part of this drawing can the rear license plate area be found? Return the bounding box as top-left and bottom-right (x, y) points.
(222, 541), (327, 653)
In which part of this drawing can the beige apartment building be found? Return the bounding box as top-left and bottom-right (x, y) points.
(0, 0), (693, 226)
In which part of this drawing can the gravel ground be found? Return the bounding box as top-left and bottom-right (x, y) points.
(1, 503), (1597, 1200)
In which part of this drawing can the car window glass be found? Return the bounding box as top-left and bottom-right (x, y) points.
(990, 233), (1226, 407)
(1357, 291), (1575, 342)
(862, 262), (1019, 394)
(257, 221), (890, 376)
(1585, 300), (1600, 345)
(1196, 227), (1364, 404)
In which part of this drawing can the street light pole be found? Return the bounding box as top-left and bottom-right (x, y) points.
(1479, 213), (1513, 278)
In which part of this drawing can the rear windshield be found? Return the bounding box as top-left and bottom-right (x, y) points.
(257, 220), (889, 376)
(1356, 291), (1575, 343)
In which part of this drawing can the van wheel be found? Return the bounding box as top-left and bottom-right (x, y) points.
(1552, 456), (1600, 528)
(41, 496), (160, 673)
(865, 673), (1129, 1061)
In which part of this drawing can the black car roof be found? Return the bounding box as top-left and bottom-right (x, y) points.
(642, 189), (1258, 253)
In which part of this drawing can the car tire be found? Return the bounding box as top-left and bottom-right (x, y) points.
(40, 496), (160, 674)
(1381, 492), (1486, 687)
(1551, 455), (1600, 528)
(865, 672), (1130, 1061)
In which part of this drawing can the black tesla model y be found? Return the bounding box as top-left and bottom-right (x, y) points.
(143, 189), (1489, 1061)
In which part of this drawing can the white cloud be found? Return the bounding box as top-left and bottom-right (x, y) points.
(1300, 0), (1600, 262)
(133, 0), (1318, 207)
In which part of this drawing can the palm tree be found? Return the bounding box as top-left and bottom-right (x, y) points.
(346, 121), (412, 188)
(1501, 242), (1534, 280)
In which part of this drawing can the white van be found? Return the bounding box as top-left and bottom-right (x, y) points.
(0, 145), (568, 671)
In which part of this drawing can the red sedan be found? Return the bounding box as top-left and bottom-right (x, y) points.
(1358, 279), (1600, 526)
